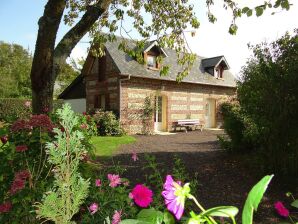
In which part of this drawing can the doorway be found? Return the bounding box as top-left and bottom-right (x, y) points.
(154, 95), (167, 132)
(205, 99), (216, 128)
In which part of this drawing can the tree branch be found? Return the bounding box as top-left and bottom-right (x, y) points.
(54, 0), (112, 72)
(30, 0), (66, 89)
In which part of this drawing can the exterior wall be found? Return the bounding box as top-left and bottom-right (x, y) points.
(85, 51), (120, 114)
(120, 77), (236, 134)
(64, 99), (86, 113)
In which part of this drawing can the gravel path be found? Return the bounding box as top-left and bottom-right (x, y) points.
(99, 130), (290, 223)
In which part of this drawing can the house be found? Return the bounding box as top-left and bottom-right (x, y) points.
(60, 37), (236, 134)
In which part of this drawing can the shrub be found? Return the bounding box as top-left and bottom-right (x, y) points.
(0, 98), (64, 122)
(219, 102), (259, 153)
(36, 104), (90, 223)
(92, 110), (125, 136)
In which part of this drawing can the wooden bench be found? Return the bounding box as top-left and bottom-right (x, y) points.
(172, 119), (204, 133)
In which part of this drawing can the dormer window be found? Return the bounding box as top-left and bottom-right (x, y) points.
(147, 55), (157, 68)
(215, 66), (223, 79)
(143, 40), (168, 70)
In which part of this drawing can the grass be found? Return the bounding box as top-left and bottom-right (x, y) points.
(91, 135), (136, 157)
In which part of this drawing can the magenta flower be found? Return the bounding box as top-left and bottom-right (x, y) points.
(112, 210), (122, 224)
(108, 174), (121, 188)
(130, 184), (153, 208)
(16, 145), (28, 152)
(89, 203), (99, 215)
(0, 202), (12, 213)
(131, 151), (138, 162)
(95, 179), (101, 187)
(162, 175), (190, 220)
(274, 201), (289, 217)
(1, 135), (8, 145)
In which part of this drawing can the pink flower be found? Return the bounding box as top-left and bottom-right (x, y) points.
(130, 184), (153, 208)
(89, 203), (99, 215)
(95, 179), (101, 187)
(16, 145), (28, 152)
(24, 101), (31, 108)
(0, 202), (12, 213)
(9, 170), (30, 195)
(1, 135), (8, 144)
(123, 181), (129, 186)
(108, 174), (121, 188)
(274, 201), (289, 217)
(80, 123), (88, 129)
(112, 210), (122, 224)
(131, 151), (138, 162)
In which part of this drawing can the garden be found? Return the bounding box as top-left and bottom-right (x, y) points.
(0, 0), (297, 222)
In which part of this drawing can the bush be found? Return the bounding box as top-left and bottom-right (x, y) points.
(0, 98), (64, 123)
(0, 104), (95, 223)
(92, 110), (125, 136)
(219, 102), (259, 153)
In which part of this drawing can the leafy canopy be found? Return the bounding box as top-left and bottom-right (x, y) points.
(63, 0), (292, 81)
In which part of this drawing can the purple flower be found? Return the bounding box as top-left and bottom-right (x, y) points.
(162, 175), (190, 220)
(89, 203), (99, 215)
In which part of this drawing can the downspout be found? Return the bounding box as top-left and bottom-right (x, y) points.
(118, 74), (131, 121)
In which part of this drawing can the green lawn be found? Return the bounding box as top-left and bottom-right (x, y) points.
(91, 135), (136, 157)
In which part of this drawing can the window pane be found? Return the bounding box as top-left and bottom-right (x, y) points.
(147, 55), (156, 67)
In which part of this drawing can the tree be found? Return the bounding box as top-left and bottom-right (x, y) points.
(30, 0), (292, 113)
(237, 29), (298, 175)
(0, 42), (32, 98)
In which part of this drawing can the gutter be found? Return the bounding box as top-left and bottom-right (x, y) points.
(118, 74), (131, 121)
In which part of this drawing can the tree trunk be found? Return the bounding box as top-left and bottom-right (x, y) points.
(31, 0), (112, 114)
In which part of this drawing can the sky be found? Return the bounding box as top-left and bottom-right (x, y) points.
(0, 0), (297, 76)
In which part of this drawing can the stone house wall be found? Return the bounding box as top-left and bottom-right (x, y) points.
(120, 77), (236, 134)
(85, 51), (120, 114)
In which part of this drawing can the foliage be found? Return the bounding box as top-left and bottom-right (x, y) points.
(0, 113), (55, 223)
(141, 96), (155, 135)
(0, 98), (64, 123)
(54, 62), (80, 98)
(91, 135), (136, 157)
(0, 42), (32, 98)
(0, 98), (32, 122)
(30, 0), (291, 113)
(219, 102), (258, 153)
(92, 110), (125, 136)
(121, 175), (274, 224)
(36, 104), (90, 224)
(242, 175), (273, 224)
(228, 30), (298, 176)
(80, 162), (138, 223)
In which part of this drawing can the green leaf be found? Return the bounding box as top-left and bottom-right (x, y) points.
(246, 9), (253, 17)
(242, 175), (274, 224)
(120, 220), (150, 224)
(242, 7), (250, 13)
(201, 206), (239, 218)
(255, 7), (264, 17)
(163, 211), (175, 224)
(137, 208), (163, 224)
(291, 199), (298, 208)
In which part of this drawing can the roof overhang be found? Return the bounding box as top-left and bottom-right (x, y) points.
(215, 56), (230, 70)
(143, 40), (168, 57)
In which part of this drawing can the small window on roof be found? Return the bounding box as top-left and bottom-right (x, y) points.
(215, 66), (224, 79)
(147, 55), (157, 68)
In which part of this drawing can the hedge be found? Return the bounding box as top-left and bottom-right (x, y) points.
(0, 98), (64, 122)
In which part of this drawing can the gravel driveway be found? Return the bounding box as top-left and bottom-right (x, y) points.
(99, 130), (288, 223)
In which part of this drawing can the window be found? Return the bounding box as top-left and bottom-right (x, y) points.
(147, 55), (157, 68)
(215, 66), (223, 79)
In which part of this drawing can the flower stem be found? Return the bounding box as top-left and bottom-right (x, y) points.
(188, 195), (217, 224)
